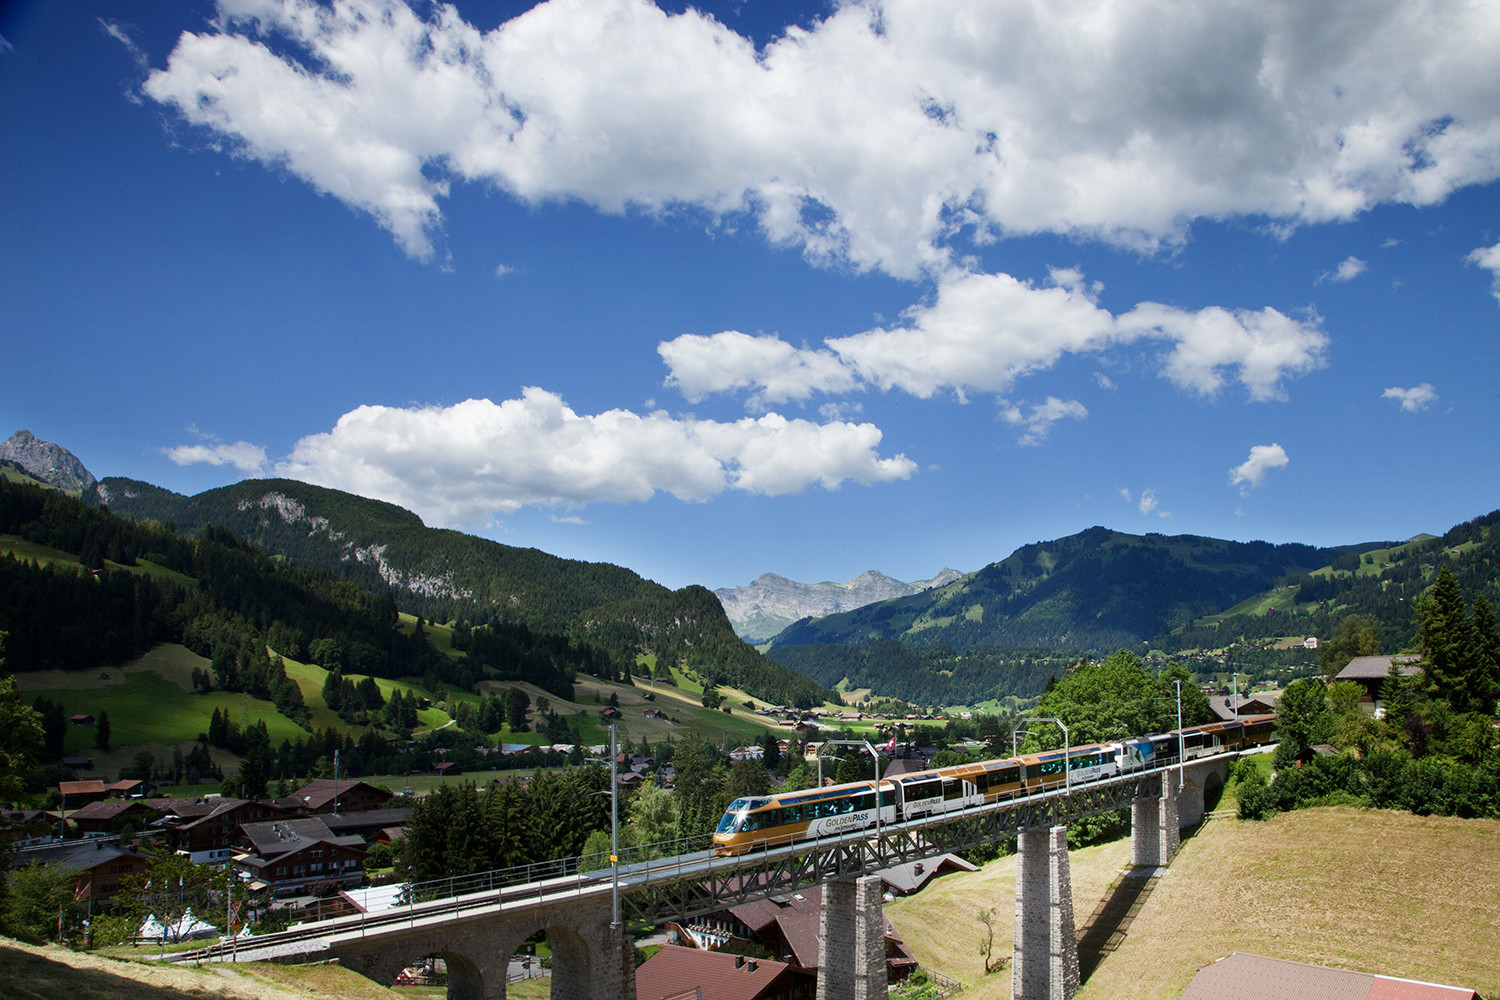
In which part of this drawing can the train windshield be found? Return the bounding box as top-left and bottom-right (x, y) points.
(716, 798), (771, 835)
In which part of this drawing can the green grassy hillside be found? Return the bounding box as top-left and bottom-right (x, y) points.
(888, 806), (1500, 1000)
(91, 476), (832, 709)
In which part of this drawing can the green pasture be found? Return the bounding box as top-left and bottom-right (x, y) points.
(395, 612), (464, 660)
(0, 533), (195, 589)
(27, 666), (308, 753)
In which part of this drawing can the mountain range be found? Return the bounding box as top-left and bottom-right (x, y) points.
(766, 526), (1386, 653)
(7, 429), (1498, 710)
(714, 568), (964, 645)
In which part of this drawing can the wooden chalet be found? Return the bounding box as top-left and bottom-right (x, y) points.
(155, 797), (294, 864)
(277, 778), (393, 815)
(231, 816), (366, 896)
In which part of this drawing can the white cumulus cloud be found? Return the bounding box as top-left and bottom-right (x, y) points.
(139, 0), (1500, 276)
(1229, 443), (1289, 494)
(1138, 489), (1159, 516)
(1318, 255), (1368, 283)
(1467, 241), (1500, 301)
(660, 330), (858, 406)
(271, 389), (915, 525)
(163, 440), (268, 472)
(1382, 383), (1439, 412)
(662, 268), (1326, 404)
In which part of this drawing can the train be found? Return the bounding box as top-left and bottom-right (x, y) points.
(710, 715), (1276, 856)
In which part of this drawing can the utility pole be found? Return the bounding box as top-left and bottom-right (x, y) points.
(1175, 679), (1184, 792)
(609, 724), (619, 931)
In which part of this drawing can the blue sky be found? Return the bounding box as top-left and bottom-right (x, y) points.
(2, 0), (1498, 593)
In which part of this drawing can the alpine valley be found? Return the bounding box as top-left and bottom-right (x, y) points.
(4, 430), (1499, 711)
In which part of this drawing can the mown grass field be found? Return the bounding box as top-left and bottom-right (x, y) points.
(887, 805), (1500, 1000)
(14, 644), (310, 755)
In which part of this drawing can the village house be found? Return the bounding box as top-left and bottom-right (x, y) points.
(668, 884), (915, 988)
(58, 779), (109, 809)
(154, 797), (294, 864)
(322, 808), (412, 844)
(277, 778), (393, 815)
(1335, 654), (1423, 715)
(106, 778), (154, 798)
(11, 839), (158, 910)
(67, 799), (159, 838)
(636, 945), (810, 1000)
(231, 816), (367, 896)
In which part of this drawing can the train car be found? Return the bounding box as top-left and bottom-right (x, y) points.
(1238, 714), (1277, 747)
(713, 716), (1280, 855)
(712, 780), (898, 856)
(1117, 736), (1162, 772)
(1180, 721), (1239, 760)
(1014, 742), (1118, 792)
(887, 769), (982, 819)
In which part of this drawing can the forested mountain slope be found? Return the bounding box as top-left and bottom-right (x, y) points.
(89, 477), (832, 707)
(1152, 508), (1500, 654)
(769, 526), (1379, 654)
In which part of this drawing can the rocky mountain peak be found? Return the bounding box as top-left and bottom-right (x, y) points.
(0, 429), (97, 492)
(715, 566), (968, 644)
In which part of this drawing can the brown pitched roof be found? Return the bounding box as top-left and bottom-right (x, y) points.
(726, 887), (825, 968)
(286, 779), (391, 810)
(636, 945), (797, 1000)
(1337, 654), (1422, 681)
(1181, 952), (1478, 1000)
(69, 800), (153, 821)
(877, 852), (979, 895)
(58, 780), (106, 797)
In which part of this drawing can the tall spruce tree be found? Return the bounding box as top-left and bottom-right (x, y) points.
(1418, 566), (1487, 714)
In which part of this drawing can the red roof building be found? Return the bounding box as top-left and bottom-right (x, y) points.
(674, 885), (915, 985)
(636, 945), (810, 1000)
(58, 780), (108, 807)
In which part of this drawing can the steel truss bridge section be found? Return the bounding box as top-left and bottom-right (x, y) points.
(172, 755), (1216, 964)
(618, 771), (1157, 928)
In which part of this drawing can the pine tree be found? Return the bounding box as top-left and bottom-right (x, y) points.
(94, 709), (111, 752)
(1418, 566), (1485, 714)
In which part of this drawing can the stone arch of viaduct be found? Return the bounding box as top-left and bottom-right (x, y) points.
(327, 895), (633, 1000)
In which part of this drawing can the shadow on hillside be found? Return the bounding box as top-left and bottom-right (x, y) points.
(3, 942), (230, 1000)
(1075, 867), (1162, 982)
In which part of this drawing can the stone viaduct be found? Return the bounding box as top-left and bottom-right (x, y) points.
(224, 755), (1233, 1000)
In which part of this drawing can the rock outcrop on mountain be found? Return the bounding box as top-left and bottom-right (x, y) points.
(715, 567), (964, 644)
(0, 429), (97, 492)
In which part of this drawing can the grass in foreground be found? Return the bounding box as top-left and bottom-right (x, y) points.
(887, 806), (1500, 1000)
(1, 937), (557, 1000)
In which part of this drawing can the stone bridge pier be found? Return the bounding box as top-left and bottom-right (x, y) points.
(1011, 756), (1237, 1000)
(816, 874), (887, 1000)
(327, 896), (634, 1000)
